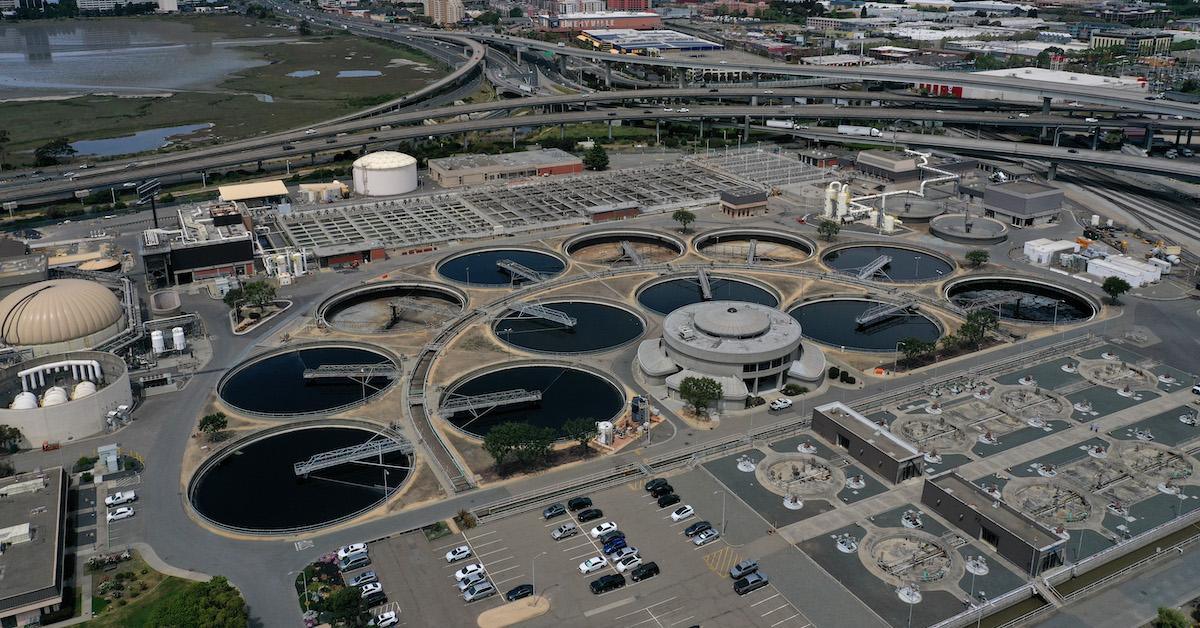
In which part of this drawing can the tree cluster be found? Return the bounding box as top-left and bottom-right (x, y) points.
(943, 310), (998, 351)
(222, 280), (277, 315)
(146, 576), (247, 628)
(198, 413), (228, 440)
(1102, 276), (1131, 304)
(34, 139), (76, 167)
(583, 144), (609, 171)
(672, 209), (696, 233)
(679, 376), (722, 414)
(483, 422), (556, 469)
(817, 219), (840, 242)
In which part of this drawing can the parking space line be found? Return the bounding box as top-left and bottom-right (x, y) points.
(770, 613), (802, 627)
(668, 617), (695, 627)
(584, 596), (636, 617)
(472, 539), (503, 548)
(487, 565), (519, 577)
(572, 551), (599, 560)
(491, 573), (526, 587)
(614, 597), (678, 620)
(562, 541), (593, 552)
(464, 530), (497, 541)
(761, 603), (790, 616)
(749, 593), (781, 607)
(476, 548), (510, 559)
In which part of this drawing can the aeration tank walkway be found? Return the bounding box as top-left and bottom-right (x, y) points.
(302, 364), (401, 380)
(697, 268), (713, 300)
(746, 239), (758, 265)
(619, 241), (645, 266)
(505, 302), (577, 327)
(855, 299), (919, 326)
(953, 291), (1026, 313)
(496, 259), (545, 283)
(856, 255), (892, 280)
(293, 436), (415, 476)
(439, 389), (543, 415)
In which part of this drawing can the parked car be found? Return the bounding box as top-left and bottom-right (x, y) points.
(602, 538), (628, 555)
(692, 528), (720, 546)
(684, 521), (712, 537)
(454, 563), (485, 582)
(577, 508), (604, 523)
(347, 571), (378, 587)
(615, 555), (642, 573)
(338, 552), (371, 572)
(598, 530), (626, 545)
(445, 545), (471, 563)
(374, 611), (399, 627)
(670, 505), (695, 522)
(337, 543), (368, 560)
(591, 522), (618, 538)
(734, 572), (769, 595)
(589, 574), (626, 595)
(106, 507), (134, 523)
(630, 562), (660, 582)
(364, 591), (387, 607)
(542, 503), (567, 520)
(552, 522), (579, 540)
(105, 491), (136, 507)
(579, 556), (607, 574)
(769, 398), (793, 411)
(644, 478), (669, 492)
(730, 560), (759, 579)
(505, 584), (534, 601)
(650, 484), (674, 498)
(657, 493), (681, 508)
(463, 581), (496, 602)
(360, 582), (383, 598)
(457, 573), (487, 591)
(568, 496), (593, 511)
(610, 547), (639, 562)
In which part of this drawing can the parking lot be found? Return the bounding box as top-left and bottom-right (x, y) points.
(364, 468), (813, 627)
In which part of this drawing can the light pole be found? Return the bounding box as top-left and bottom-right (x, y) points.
(531, 551), (547, 606)
(714, 490), (727, 534)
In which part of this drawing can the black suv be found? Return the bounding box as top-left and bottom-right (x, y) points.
(589, 574), (626, 595)
(657, 493), (681, 508)
(598, 530), (626, 545)
(650, 484), (674, 498)
(577, 508), (604, 523)
(567, 496), (593, 511)
(644, 478), (669, 492)
(684, 521), (712, 537)
(630, 562), (660, 582)
(542, 503), (566, 520)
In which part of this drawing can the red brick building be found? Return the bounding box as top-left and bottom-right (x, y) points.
(535, 11), (662, 32)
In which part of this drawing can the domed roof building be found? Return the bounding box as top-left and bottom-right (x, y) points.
(0, 279), (126, 355)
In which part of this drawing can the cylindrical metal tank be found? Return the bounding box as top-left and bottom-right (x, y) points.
(172, 327), (186, 351)
(597, 421), (614, 446)
(151, 330), (166, 355)
(72, 381), (97, 400)
(11, 392), (36, 410)
(352, 151), (418, 197)
(42, 386), (68, 407)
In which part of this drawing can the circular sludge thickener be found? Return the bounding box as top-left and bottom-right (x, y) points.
(443, 365), (624, 439)
(494, 300), (644, 353)
(218, 345), (397, 416)
(318, 281), (466, 334)
(637, 275), (779, 316)
(823, 244), (953, 283)
(563, 230), (684, 266)
(693, 228), (813, 265)
(788, 298), (941, 352)
(437, 247), (566, 286)
(189, 425), (410, 533)
(352, 151), (418, 197)
(945, 276), (1097, 323)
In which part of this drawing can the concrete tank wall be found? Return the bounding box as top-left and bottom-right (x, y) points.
(0, 351), (132, 447)
(353, 163), (418, 197)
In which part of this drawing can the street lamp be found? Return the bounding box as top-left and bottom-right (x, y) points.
(714, 490), (727, 534)
(531, 551), (547, 606)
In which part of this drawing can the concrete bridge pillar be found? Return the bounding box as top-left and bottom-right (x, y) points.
(1144, 126), (1155, 150)
(309, 152), (315, 166)
(462, 133), (469, 150)
(605, 63), (612, 88)
(559, 124), (565, 139)
(608, 119), (613, 140)
(751, 95), (758, 106)
(1176, 129), (1183, 145)
(753, 73), (759, 88)
(1042, 97), (1051, 114)
(512, 126), (517, 149)
(256, 160), (262, 171)
(678, 70), (685, 89)
(698, 117), (704, 139)
(1053, 128), (1061, 147)
(1047, 162), (1058, 181)
(1189, 129), (1194, 145)
(743, 115), (751, 142)
(1091, 129), (1100, 150)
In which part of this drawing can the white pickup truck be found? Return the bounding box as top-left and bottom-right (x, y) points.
(105, 491), (136, 507)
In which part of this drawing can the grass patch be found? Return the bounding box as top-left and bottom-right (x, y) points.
(423, 520), (452, 541)
(82, 578), (191, 628)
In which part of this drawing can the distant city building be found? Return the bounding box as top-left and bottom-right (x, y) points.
(424, 0), (464, 25)
(580, 28), (722, 53)
(1089, 29), (1174, 55)
(428, 149), (583, 188)
(140, 203), (257, 287)
(917, 66), (1147, 102)
(558, 0), (606, 13)
(1081, 5), (1172, 26)
(535, 10), (661, 31)
(605, 0), (648, 10)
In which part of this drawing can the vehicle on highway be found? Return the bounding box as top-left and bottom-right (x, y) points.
(282, 144), (295, 151)
(305, 129), (318, 135)
(122, 182), (137, 188)
(657, 493), (681, 508)
(692, 528), (720, 546)
(763, 90), (774, 94)
(463, 581), (496, 602)
(730, 559), (759, 579)
(373, 611), (399, 627)
(630, 562), (659, 582)
(579, 556), (607, 574)
(1067, 149), (1078, 153)
(106, 507), (134, 523)
(769, 398), (793, 411)
(678, 107), (690, 113)
(1166, 149), (1179, 159)
(543, 503), (567, 520)
(567, 496), (592, 511)
(671, 505), (695, 522)
(590, 574), (626, 594)
(1182, 148), (1194, 158)
(734, 572), (769, 595)
(63, 172), (75, 179)
(347, 571), (378, 587)
(663, 107), (675, 112)
(598, 530), (626, 545)
(650, 484), (674, 498)
(644, 478), (669, 492)
(360, 582), (383, 598)
(326, 138), (337, 144)
(445, 545), (472, 563)
(615, 555), (642, 573)
(607, 112), (617, 116)
(454, 563), (485, 581)
(1192, 384), (1200, 394)
(1085, 117), (1099, 123)
(337, 543), (368, 560)
(590, 522), (618, 538)
(105, 491), (136, 507)
(684, 521), (712, 537)
(1018, 113), (1031, 118)
(552, 522), (578, 540)
(505, 584), (535, 601)
(577, 508), (603, 523)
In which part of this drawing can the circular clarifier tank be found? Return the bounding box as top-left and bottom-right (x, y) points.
(443, 365), (623, 439)
(637, 276), (778, 315)
(189, 424), (409, 533)
(563, 230), (684, 266)
(494, 300), (645, 353)
(694, 228), (813, 265)
(437, 247), (566, 286)
(823, 244), (954, 282)
(318, 281), (466, 334)
(945, 276), (1097, 323)
(788, 298), (941, 352)
(218, 345), (396, 416)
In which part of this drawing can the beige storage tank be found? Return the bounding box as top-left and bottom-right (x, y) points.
(352, 151), (418, 197)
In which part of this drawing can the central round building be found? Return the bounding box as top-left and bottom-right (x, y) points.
(638, 301), (819, 411)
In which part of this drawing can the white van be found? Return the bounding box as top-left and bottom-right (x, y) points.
(462, 581), (496, 602)
(338, 551), (371, 572)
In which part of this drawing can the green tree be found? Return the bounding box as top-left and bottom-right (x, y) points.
(147, 576), (247, 628)
(1102, 276), (1131, 304)
(817, 219), (840, 242)
(509, 6), (523, 17)
(319, 585), (365, 625)
(965, 250), (990, 267)
(483, 422), (554, 468)
(583, 144), (609, 171)
(1152, 607), (1190, 628)
(0, 129), (9, 168)
(0, 425), (23, 451)
(241, 280), (277, 312)
(34, 138), (76, 167)
(957, 310), (999, 348)
(561, 417), (597, 452)
(482, 422), (522, 466)
(198, 412), (228, 439)
(897, 337), (934, 365)
(672, 209), (696, 233)
(678, 376), (722, 414)
(298, 19), (312, 36)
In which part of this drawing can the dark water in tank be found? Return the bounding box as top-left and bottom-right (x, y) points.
(789, 300), (941, 352)
(446, 366), (623, 438)
(191, 427), (409, 531)
(947, 280), (1094, 322)
(219, 347), (392, 414)
(438, 249), (565, 285)
(823, 245), (953, 282)
(637, 277), (778, 315)
(494, 301), (644, 353)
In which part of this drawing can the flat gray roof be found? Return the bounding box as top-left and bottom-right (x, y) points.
(933, 473), (1064, 551)
(987, 180), (1060, 196)
(429, 148), (580, 172)
(0, 467), (66, 616)
(816, 401), (921, 462)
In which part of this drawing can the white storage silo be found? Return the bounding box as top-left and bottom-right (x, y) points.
(172, 327), (186, 351)
(11, 391), (36, 410)
(597, 421), (614, 446)
(42, 386), (68, 407)
(72, 381), (97, 400)
(352, 151), (418, 197)
(151, 330), (166, 355)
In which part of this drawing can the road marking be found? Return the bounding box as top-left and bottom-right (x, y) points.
(770, 613), (802, 627)
(433, 539), (468, 551)
(488, 564), (519, 577)
(668, 617), (695, 627)
(572, 551), (599, 560)
(464, 530), (497, 541)
(293, 540), (314, 551)
(750, 593), (781, 607)
(476, 548), (509, 559)
(761, 603), (790, 616)
(562, 541), (593, 552)
(491, 573), (525, 586)
(584, 595), (636, 617)
(703, 546), (740, 574)
(473, 539), (503, 548)
(614, 597), (678, 620)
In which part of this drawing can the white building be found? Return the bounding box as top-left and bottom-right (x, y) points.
(424, 0), (463, 25)
(1023, 238), (1080, 265)
(917, 67), (1147, 103)
(1087, 255), (1160, 287)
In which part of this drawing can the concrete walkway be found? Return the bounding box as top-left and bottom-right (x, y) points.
(130, 543), (211, 582)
